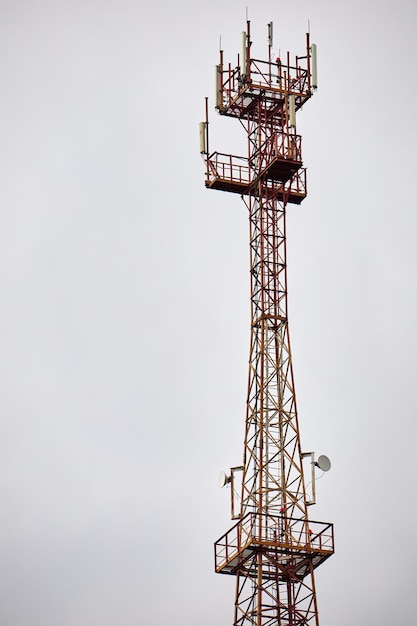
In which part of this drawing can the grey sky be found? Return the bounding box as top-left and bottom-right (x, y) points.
(0, 0), (416, 624)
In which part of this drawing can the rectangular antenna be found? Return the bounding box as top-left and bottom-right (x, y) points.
(268, 22), (273, 47)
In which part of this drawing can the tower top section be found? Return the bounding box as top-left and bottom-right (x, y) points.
(215, 21), (317, 121)
(201, 22), (318, 203)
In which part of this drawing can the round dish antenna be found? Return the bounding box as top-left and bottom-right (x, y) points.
(218, 471), (231, 488)
(316, 455), (331, 472)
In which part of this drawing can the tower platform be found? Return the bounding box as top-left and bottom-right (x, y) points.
(218, 57), (312, 122)
(215, 513), (334, 581)
(205, 152), (307, 204)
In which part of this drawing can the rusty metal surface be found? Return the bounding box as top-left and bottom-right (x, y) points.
(215, 513), (334, 579)
(203, 20), (331, 626)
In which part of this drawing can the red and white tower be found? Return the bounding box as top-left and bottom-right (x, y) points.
(201, 21), (334, 626)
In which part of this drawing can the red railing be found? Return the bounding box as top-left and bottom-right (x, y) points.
(215, 513), (334, 572)
(206, 152), (250, 186)
(205, 154), (307, 202)
(220, 58), (311, 111)
(255, 131), (302, 173)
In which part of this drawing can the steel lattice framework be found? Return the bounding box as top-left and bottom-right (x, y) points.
(201, 21), (333, 626)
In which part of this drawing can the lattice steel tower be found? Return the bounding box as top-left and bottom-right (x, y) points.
(200, 21), (334, 626)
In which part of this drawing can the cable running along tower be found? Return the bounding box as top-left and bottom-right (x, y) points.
(200, 21), (334, 626)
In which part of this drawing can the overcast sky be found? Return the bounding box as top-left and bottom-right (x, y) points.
(1, 0), (417, 624)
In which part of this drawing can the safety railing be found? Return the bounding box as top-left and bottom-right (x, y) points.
(255, 131), (302, 175)
(282, 168), (307, 198)
(206, 152), (250, 187)
(219, 58), (311, 112)
(250, 58), (310, 96)
(215, 512), (334, 573)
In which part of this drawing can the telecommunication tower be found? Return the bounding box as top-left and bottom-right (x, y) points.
(200, 21), (334, 626)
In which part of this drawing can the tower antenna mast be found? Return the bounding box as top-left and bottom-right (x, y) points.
(201, 20), (333, 626)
